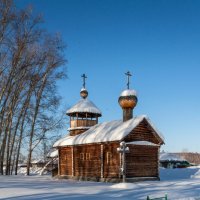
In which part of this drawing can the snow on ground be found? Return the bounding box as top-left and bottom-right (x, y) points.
(17, 167), (49, 176)
(192, 170), (200, 179)
(1, 167), (200, 199)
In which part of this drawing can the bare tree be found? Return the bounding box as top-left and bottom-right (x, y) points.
(0, 0), (67, 175)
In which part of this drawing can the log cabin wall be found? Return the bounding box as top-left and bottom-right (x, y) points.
(126, 145), (159, 177)
(73, 144), (101, 178)
(124, 119), (160, 144)
(69, 129), (88, 136)
(103, 143), (120, 178)
(58, 142), (160, 180)
(59, 143), (121, 179)
(59, 147), (72, 176)
(70, 119), (97, 128)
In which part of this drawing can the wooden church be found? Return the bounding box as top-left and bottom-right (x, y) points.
(53, 72), (164, 182)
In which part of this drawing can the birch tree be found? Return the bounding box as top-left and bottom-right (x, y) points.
(0, 0), (67, 175)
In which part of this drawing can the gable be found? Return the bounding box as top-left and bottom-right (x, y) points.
(124, 119), (164, 145)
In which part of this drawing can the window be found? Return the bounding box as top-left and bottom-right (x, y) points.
(80, 153), (84, 160)
(85, 153), (90, 161)
(80, 153), (90, 161)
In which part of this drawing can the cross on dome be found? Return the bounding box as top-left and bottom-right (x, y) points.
(125, 71), (132, 89)
(81, 73), (87, 89)
(80, 74), (88, 99)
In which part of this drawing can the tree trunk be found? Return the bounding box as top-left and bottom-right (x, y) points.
(27, 74), (48, 175)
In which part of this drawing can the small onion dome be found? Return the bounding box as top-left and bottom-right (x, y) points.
(80, 88), (88, 99)
(118, 89), (138, 109)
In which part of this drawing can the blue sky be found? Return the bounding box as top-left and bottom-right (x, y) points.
(16, 0), (200, 153)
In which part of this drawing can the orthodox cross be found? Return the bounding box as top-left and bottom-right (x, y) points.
(117, 141), (130, 183)
(81, 74), (87, 88)
(125, 71), (132, 89)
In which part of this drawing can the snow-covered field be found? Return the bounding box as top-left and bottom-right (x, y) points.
(1, 167), (200, 200)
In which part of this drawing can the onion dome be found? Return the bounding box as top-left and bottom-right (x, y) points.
(118, 71), (138, 109)
(80, 88), (88, 99)
(118, 89), (138, 109)
(118, 71), (138, 122)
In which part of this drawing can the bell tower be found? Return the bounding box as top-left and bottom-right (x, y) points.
(66, 74), (102, 136)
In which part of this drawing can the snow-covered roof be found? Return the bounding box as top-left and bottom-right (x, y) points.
(66, 98), (102, 116)
(160, 153), (186, 161)
(31, 159), (45, 164)
(67, 127), (90, 131)
(48, 150), (58, 158)
(120, 89), (137, 97)
(126, 141), (159, 146)
(53, 115), (164, 147)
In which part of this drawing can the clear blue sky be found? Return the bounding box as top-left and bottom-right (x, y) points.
(16, 0), (200, 153)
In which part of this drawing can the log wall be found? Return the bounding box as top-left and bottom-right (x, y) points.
(103, 143), (120, 178)
(69, 129), (88, 136)
(70, 119), (97, 128)
(59, 147), (72, 176)
(124, 119), (160, 144)
(73, 144), (101, 177)
(59, 143), (121, 179)
(126, 145), (159, 177)
(59, 143), (159, 179)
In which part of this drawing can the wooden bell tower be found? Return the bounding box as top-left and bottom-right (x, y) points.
(66, 74), (102, 136)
